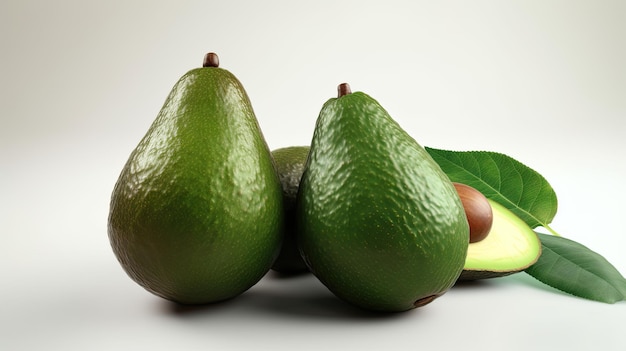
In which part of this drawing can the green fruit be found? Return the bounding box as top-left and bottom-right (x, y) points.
(297, 83), (469, 312)
(459, 199), (542, 280)
(270, 146), (311, 274)
(108, 53), (284, 304)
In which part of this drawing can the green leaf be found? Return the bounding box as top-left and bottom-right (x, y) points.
(425, 147), (558, 229)
(525, 233), (626, 303)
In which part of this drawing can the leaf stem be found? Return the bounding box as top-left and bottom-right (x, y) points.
(543, 224), (562, 237)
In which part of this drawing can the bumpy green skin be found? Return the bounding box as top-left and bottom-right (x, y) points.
(297, 92), (469, 312)
(270, 146), (310, 274)
(108, 66), (284, 304)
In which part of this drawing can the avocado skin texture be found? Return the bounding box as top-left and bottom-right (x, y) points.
(270, 146), (310, 274)
(108, 65), (284, 304)
(297, 91), (469, 312)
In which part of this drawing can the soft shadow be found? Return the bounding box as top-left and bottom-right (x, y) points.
(500, 272), (574, 296)
(157, 272), (422, 322)
(256, 271), (428, 321)
(160, 293), (246, 316)
(246, 289), (405, 321)
(453, 272), (562, 293)
(458, 271), (579, 299)
(267, 269), (311, 279)
(452, 278), (495, 290)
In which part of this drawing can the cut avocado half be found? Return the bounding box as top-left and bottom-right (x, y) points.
(458, 199), (542, 281)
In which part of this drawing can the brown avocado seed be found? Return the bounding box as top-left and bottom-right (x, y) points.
(453, 182), (493, 243)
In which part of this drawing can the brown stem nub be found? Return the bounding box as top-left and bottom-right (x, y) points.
(337, 83), (352, 97)
(203, 53), (219, 68)
(414, 293), (442, 308)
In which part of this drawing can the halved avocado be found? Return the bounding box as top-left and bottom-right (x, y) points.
(458, 199), (541, 281)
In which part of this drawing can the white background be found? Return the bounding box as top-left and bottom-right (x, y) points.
(1, 1), (624, 350)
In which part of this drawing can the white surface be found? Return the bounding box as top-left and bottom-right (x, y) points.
(1, 1), (624, 350)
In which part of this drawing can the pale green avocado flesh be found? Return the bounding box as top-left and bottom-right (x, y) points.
(459, 199), (541, 281)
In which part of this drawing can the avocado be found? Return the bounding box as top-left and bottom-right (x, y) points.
(296, 83), (469, 312)
(270, 146), (310, 274)
(459, 199), (542, 280)
(108, 53), (284, 304)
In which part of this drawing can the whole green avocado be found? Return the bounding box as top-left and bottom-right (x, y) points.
(270, 146), (311, 274)
(108, 53), (284, 304)
(296, 83), (469, 312)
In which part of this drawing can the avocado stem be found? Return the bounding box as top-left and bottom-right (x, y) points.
(203, 53), (220, 68)
(337, 83), (352, 97)
(414, 293), (442, 308)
